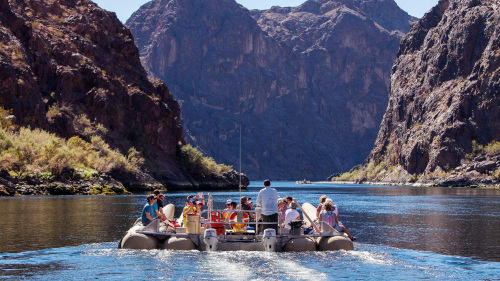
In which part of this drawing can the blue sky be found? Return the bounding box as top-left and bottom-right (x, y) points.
(93, 0), (440, 23)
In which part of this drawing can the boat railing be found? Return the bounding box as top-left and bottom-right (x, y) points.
(197, 209), (334, 237)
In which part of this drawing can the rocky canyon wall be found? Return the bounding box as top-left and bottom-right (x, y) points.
(349, 0), (500, 186)
(0, 0), (244, 189)
(127, 0), (415, 180)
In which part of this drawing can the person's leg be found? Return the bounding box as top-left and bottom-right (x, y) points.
(270, 213), (278, 232)
(341, 226), (353, 240)
(261, 214), (271, 234)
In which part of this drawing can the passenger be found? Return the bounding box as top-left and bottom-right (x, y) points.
(153, 190), (167, 221)
(319, 201), (354, 240)
(316, 195), (328, 218)
(222, 199), (234, 221)
(286, 196), (293, 205)
(237, 196), (255, 230)
(277, 198), (288, 228)
(182, 197), (201, 227)
(195, 193), (206, 207)
(185, 195), (195, 206)
(246, 198), (256, 230)
(256, 179), (280, 233)
(238, 196), (255, 221)
(226, 202), (237, 220)
(284, 200), (301, 229)
(141, 194), (158, 226)
(223, 201), (238, 229)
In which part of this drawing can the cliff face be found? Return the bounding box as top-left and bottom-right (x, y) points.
(354, 0), (500, 186)
(0, 0), (244, 189)
(127, 0), (414, 180)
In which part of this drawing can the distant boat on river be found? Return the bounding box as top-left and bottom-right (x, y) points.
(296, 179), (312, 184)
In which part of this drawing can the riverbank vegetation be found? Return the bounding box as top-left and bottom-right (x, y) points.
(0, 107), (242, 195)
(334, 139), (500, 186)
(180, 144), (233, 177)
(0, 107), (142, 182)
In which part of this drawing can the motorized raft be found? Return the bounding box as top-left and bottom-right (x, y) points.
(118, 195), (354, 252)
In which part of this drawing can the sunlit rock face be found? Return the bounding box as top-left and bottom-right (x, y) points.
(0, 0), (247, 188)
(127, 0), (414, 179)
(360, 0), (500, 186)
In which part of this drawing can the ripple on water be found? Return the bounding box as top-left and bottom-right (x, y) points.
(1, 242), (499, 280)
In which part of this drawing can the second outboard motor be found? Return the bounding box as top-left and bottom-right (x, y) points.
(204, 229), (218, 251)
(263, 229), (277, 251)
(289, 220), (304, 236)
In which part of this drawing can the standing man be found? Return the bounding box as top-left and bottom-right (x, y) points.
(256, 179), (279, 233)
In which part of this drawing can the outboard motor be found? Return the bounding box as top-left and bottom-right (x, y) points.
(204, 228), (218, 251)
(263, 229), (277, 252)
(289, 220), (304, 236)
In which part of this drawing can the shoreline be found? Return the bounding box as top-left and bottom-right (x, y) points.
(0, 172), (249, 196)
(318, 180), (500, 189)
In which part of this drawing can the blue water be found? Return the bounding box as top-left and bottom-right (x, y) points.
(1, 182), (499, 280)
(1, 243), (498, 280)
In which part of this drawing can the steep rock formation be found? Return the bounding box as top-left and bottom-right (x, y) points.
(0, 0), (245, 190)
(350, 0), (500, 186)
(127, 0), (414, 179)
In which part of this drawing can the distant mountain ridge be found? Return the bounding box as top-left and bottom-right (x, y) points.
(127, 0), (415, 180)
(342, 0), (500, 186)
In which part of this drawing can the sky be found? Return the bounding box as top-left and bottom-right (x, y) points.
(93, 0), (440, 23)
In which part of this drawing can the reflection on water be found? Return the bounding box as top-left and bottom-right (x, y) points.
(0, 182), (499, 264)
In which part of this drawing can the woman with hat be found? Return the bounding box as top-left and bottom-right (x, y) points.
(182, 197), (201, 226)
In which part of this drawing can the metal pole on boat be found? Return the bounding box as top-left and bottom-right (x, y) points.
(237, 124), (243, 223)
(295, 199), (321, 234)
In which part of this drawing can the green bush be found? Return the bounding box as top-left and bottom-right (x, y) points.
(0, 107), (145, 179)
(468, 140), (500, 159)
(484, 141), (500, 156)
(180, 144), (232, 176)
(492, 169), (500, 180)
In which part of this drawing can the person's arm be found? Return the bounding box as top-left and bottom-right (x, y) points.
(146, 211), (154, 222)
(316, 205), (322, 218)
(256, 191), (262, 207)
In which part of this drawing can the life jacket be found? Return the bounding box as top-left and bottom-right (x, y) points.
(229, 211), (249, 228)
(210, 211), (224, 228)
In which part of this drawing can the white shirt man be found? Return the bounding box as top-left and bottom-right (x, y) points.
(256, 180), (279, 233)
(284, 206), (300, 229)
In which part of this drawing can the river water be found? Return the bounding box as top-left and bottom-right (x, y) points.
(0, 182), (499, 280)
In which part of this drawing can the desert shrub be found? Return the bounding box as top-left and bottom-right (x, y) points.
(467, 140), (500, 160)
(0, 107), (15, 129)
(47, 102), (60, 120)
(335, 169), (363, 182)
(0, 108), (144, 179)
(408, 173), (421, 183)
(492, 169), (500, 180)
(424, 170), (450, 180)
(484, 141), (500, 156)
(91, 135), (127, 173)
(126, 147), (144, 171)
(180, 144), (233, 176)
(74, 114), (107, 137)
